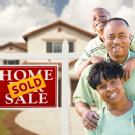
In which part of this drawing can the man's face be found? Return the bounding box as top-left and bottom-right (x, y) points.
(96, 76), (125, 104)
(91, 8), (110, 33)
(104, 20), (131, 58)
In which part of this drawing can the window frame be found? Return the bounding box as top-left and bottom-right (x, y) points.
(46, 41), (74, 53)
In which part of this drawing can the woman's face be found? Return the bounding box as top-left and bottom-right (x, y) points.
(96, 75), (125, 104)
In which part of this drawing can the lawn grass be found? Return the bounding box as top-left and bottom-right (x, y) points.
(0, 110), (13, 135)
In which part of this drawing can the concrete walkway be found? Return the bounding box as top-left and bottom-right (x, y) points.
(15, 107), (98, 135)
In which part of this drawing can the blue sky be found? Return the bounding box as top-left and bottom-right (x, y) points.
(51, 0), (68, 16)
(0, 0), (69, 16)
(0, 0), (135, 44)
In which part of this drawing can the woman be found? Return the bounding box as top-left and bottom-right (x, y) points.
(86, 61), (135, 135)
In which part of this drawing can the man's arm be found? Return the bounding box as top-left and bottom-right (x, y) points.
(73, 65), (106, 130)
(75, 102), (99, 130)
(73, 66), (99, 130)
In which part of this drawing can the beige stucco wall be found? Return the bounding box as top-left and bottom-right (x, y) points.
(0, 46), (26, 53)
(27, 25), (93, 63)
(0, 46), (27, 65)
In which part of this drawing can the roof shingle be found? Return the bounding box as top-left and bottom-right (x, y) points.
(23, 20), (97, 42)
(0, 42), (27, 51)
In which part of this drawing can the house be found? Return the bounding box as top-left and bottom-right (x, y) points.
(1, 20), (97, 107)
(0, 42), (27, 65)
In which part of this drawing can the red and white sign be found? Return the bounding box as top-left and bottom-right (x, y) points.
(0, 65), (58, 108)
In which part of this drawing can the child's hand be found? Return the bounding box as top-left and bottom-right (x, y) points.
(90, 56), (106, 64)
(123, 57), (135, 82)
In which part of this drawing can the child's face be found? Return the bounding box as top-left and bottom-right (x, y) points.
(96, 75), (124, 104)
(91, 8), (110, 33)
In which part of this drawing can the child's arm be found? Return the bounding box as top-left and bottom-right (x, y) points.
(124, 35), (135, 81)
(123, 57), (135, 82)
(74, 36), (106, 77)
(76, 56), (106, 77)
(129, 35), (135, 52)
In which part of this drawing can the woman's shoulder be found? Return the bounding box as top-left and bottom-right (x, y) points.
(132, 101), (135, 111)
(129, 101), (135, 117)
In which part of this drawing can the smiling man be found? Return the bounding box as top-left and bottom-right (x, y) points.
(104, 18), (131, 64)
(73, 17), (135, 133)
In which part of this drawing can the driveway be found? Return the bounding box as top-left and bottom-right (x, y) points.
(15, 107), (98, 135)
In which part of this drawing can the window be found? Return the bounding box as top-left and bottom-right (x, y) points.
(69, 42), (74, 52)
(3, 60), (19, 65)
(46, 41), (74, 53)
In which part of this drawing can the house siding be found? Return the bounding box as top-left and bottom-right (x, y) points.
(0, 46), (26, 65)
(27, 25), (92, 63)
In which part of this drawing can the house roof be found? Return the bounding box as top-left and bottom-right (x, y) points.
(0, 42), (27, 51)
(22, 59), (77, 69)
(23, 20), (97, 42)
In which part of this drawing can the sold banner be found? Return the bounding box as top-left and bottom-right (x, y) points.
(0, 65), (58, 108)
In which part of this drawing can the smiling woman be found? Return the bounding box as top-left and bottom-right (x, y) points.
(86, 61), (135, 135)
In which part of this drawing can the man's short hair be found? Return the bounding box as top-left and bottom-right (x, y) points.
(87, 61), (124, 90)
(104, 17), (130, 28)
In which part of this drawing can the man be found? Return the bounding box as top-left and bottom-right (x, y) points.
(73, 18), (135, 132)
(75, 8), (135, 81)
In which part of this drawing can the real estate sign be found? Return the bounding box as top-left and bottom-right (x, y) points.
(0, 65), (58, 108)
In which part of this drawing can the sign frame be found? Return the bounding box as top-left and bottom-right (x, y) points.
(0, 65), (58, 110)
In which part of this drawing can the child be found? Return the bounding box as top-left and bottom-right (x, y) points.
(75, 8), (135, 82)
(86, 61), (135, 135)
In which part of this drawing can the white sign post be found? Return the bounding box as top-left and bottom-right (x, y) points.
(62, 39), (69, 135)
